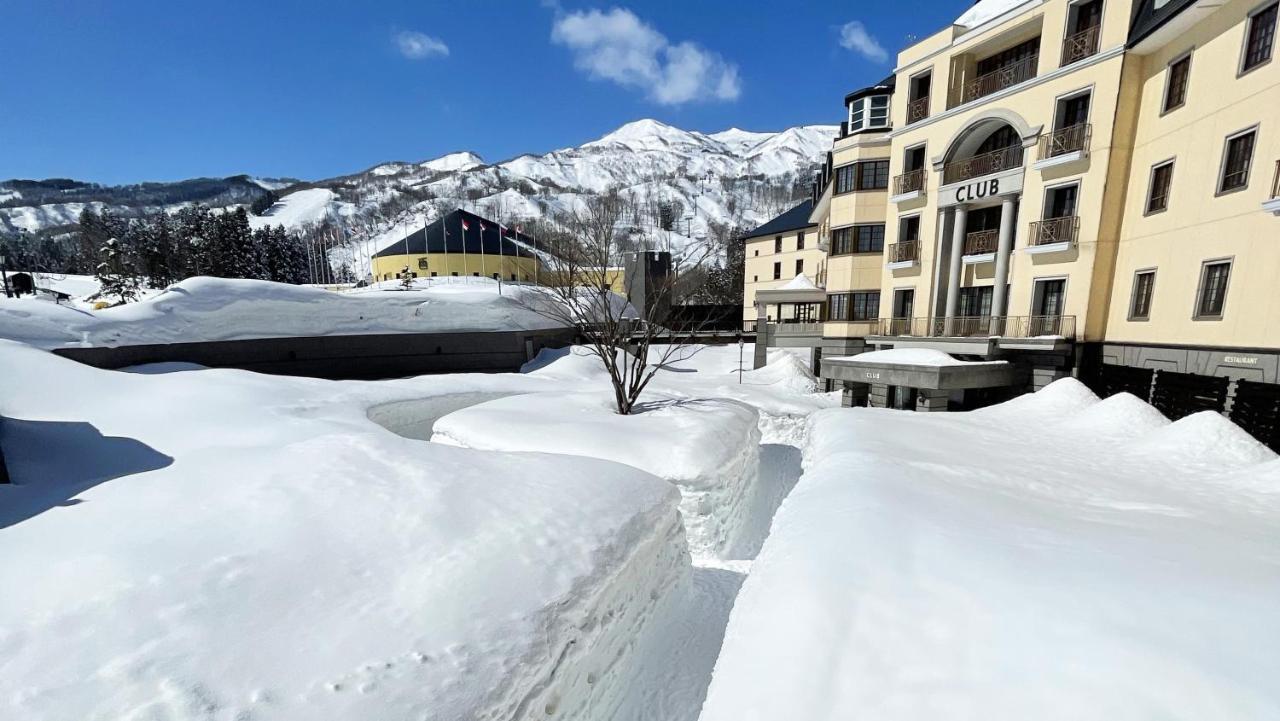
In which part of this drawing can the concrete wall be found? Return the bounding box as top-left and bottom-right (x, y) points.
(372, 253), (541, 283)
(52, 328), (577, 380)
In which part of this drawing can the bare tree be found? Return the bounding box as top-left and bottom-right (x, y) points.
(517, 191), (715, 415)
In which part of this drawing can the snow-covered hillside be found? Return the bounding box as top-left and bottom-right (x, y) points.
(2, 120), (836, 262)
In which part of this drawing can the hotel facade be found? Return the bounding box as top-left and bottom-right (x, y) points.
(748, 0), (1280, 439)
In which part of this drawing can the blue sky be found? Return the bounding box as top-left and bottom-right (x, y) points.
(2, 1), (965, 184)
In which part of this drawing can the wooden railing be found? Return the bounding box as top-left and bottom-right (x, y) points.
(893, 168), (927, 196)
(942, 145), (1024, 184)
(875, 315), (1077, 339)
(1061, 25), (1101, 66)
(905, 96), (930, 125)
(961, 54), (1039, 103)
(888, 240), (920, 264)
(1029, 216), (1079, 246)
(1038, 123), (1091, 160)
(963, 229), (998, 255)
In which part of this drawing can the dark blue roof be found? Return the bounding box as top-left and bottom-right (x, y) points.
(743, 200), (816, 239)
(374, 208), (538, 258)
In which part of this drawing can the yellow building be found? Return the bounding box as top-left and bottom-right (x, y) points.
(741, 200), (824, 331)
(372, 209), (543, 283)
(756, 0), (1280, 429)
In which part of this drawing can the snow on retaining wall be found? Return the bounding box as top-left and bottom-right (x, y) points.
(0, 341), (688, 721)
(432, 390), (763, 560)
(701, 378), (1280, 720)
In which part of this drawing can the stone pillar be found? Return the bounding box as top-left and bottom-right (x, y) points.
(916, 388), (950, 412)
(868, 383), (890, 408)
(944, 204), (968, 333)
(753, 301), (769, 369)
(990, 195), (1017, 335)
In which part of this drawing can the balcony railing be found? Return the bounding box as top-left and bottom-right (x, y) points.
(906, 96), (930, 125)
(893, 168), (927, 196)
(875, 315), (1077, 339)
(1038, 123), (1091, 160)
(769, 321), (825, 337)
(888, 240), (920, 264)
(1029, 216), (1079, 246)
(942, 145), (1024, 184)
(961, 54), (1039, 104)
(963, 229), (998, 256)
(1060, 25), (1101, 66)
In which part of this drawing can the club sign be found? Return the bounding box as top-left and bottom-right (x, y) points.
(941, 169), (1024, 208)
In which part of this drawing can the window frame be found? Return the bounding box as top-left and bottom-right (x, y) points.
(834, 164), (856, 195)
(827, 290), (882, 322)
(796, 230), (805, 250)
(1193, 258), (1233, 320)
(848, 94), (891, 132)
(1042, 179), (1081, 220)
(1051, 85), (1094, 131)
(772, 261), (781, 280)
(795, 258), (804, 276)
(774, 235), (783, 253)
(1215, 125), (1259, 196)
(1239, 1), (1278, 76)
(855, 160), (890, 191)
(1161, 49), (1193, 115)
(828, 223), (886, 256)
(1128, 268), (1157, 321)
(1145, 158), (1175, 214)
(898, 213), (922, 243)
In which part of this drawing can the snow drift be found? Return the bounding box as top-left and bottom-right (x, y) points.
(0, 276), (566, 349)
(431, 390), (763, 560)
(0, 341), (690, 721)
(700, 378), (1280, 721)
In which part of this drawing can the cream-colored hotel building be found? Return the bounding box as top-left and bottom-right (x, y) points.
(747, 0), (1280, 440)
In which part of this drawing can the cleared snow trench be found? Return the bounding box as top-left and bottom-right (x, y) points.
(368, 389), (805, 721)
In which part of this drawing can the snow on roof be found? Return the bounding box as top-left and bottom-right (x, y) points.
(779, 274), (820, 291)
(954, 0), (1034, 28)
(836, 348), (1006, 367)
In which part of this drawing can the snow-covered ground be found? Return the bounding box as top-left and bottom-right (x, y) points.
(0, 339), (822, 721)
(0, 276), (566, 348)
(700, 379), (1280, 720)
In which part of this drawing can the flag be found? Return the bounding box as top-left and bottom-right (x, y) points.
(461, 219), (470, 231)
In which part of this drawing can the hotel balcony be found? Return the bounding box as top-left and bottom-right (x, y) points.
(1027, 216), (1079, 253)
(1060, 25), (1101, 66)
(962, 229), (998, 259)
(887, 240), (921, 269)
(869, 314), (1077, 354)
(960, 54), (1039, 105)
(890, 168), (928, 203)
(1034, 123), (1091, 168)
(1265, 160), (1280, 215)
(941, 145), (1024, 185)
(905, 96), (930, 126)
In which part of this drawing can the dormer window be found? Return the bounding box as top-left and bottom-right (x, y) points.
(849, 94), (890, 132)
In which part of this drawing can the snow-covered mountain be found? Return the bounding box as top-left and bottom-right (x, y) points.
(1, 119), (837, 266)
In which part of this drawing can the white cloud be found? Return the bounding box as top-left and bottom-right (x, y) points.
(394, 30), (449, 59)
(838, 21), (888, 63)
(551, 8), (740, 105)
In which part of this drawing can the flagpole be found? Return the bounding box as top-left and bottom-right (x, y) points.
(480, 221), (488, 281)
(461, 215), (469, 280)
(441, 213), (448, 283)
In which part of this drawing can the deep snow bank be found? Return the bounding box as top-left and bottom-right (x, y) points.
(700, 379), (1280, 721)
(0, 342), (686, 721)
(432, 390), (763, 560)
(0, 276), (565, 349)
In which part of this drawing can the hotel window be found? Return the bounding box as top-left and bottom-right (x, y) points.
(1146, 160), (1174, 213)
(828, 291), (881, 321)
(900, 215), (921, 242)
(849, 94), (890, 132)
(797, 231), (805, 250)
(1195, 260), (1231, 319)
(795, 259), (804, 275)
(1129, 269), (1156, 321)
(774, 236), (783, 253)
(1162, 53), (1191, 112)
(1218, 128), (1257, 194)
(830, 224), (885, 255)
(772, 262), (781, 280)
(834, 164), (856, 194)
(1242, 2), (1278, 74)
(855, 160), (890, 190)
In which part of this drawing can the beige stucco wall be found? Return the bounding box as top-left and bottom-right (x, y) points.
(1104, 0), (1280, 349)
(880, 0), (1140, 341)
(742, 226), (825, 326)
(823, 133), (892, 338)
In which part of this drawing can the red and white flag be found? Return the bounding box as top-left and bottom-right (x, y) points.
(460, 219), (470, 231)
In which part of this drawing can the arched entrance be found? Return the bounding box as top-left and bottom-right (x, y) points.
(938, 111), (1039, 185)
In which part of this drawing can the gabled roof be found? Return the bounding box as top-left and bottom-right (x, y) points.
(743, 200), (816, 240)
(373, 208), (539, 258)
(1128, 0), (1199, 47)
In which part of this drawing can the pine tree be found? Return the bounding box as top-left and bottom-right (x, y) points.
(95, 237), (142, 305)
